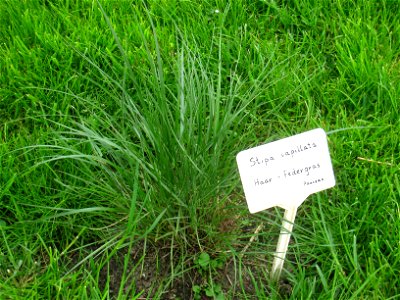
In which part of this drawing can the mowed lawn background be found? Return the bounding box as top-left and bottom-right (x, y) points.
(1, 0), (399, 299)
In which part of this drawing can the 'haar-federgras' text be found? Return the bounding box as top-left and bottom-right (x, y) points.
(283, 163), (320, 178)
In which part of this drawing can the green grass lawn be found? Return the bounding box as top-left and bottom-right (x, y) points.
(1, 0), (399, 299)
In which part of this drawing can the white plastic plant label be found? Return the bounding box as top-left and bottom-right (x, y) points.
(236, 128), (335, 213)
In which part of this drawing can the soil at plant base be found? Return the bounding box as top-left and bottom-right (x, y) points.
(63, 212), (294, 299)
(94, 241), (292, 299)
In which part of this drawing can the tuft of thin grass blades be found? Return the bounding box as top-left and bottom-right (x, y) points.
(23, 2), (290, 253)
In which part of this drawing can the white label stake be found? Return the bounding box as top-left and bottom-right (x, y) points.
(236, 128), (335, 280)
(270, 206), (297, 280)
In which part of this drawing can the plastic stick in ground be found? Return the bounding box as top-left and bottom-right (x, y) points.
(271, 206), (298, 281)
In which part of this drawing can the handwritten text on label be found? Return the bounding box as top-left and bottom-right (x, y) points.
(236, 128), (335, 213)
